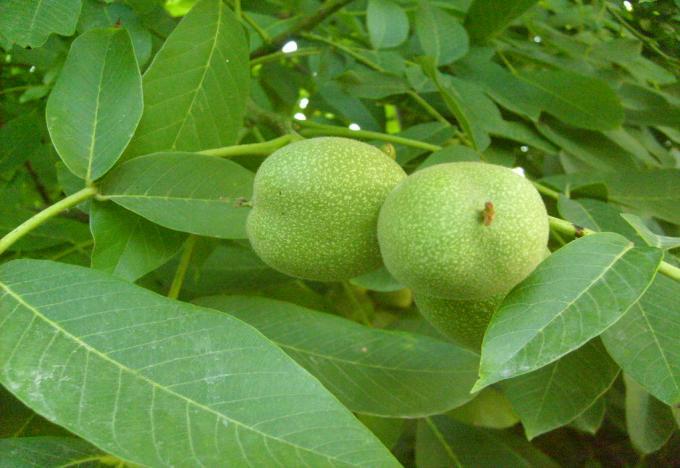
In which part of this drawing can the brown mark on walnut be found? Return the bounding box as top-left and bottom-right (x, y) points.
(483, 201), (495, 226)
(574, 224), (585, 237)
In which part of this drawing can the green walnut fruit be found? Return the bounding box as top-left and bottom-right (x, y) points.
(378, 162), (549, 300)
(247, 137), (406, 281)
(415, 294), (503, 351)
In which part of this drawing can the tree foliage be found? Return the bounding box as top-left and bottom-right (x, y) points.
(0, 0), (678, 466)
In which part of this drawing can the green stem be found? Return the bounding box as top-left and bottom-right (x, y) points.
(199, 134), (299, 158)
(549, 216), (680, 282)
(168, 235), (198, 300)
(58, 455), (121, 468)
(250, 0), (353, 58)
(12, 414), (35, 437)
(548, 215), (595, 237)
(298, 120), (442, 152)
(0, 187), (97, 256)
(406, 90), (449, 125)
(234, 0), (241, 19)
(250, 47), (321, 67)
(301, 32), (384, 71)
(49, 239), (95, 261)
(301, 33), (450, 126)
(0, 85), (32, 96)
(659, 261), (680, 282)
(533, 181), (561, 200)
(341, 281), (371, 326)
(605, 5), (680, 69)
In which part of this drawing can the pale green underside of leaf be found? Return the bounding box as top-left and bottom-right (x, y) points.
(0, 260), (399, 467)
(195, 295), (480, 418)
(90, 201), (187, 282)
(0, 436), (107, 467)
(416, 416), (558, 468)
(99, 152), (254, 239)
(46, 28), (143, 181)
(620, 214), (680, 250)
(0, 0), (82, 48)
(350, 266), (404, 292)
(624, 375), (677, 454)
(448, 387), (519, 430)
(602, 275), (680, 406)
(474, 233), (662, 391)
(570, 396), (605, 435)
(501, 339), (619, 439)
(366, 0), (409, 49)
(124, 0), (249, 157)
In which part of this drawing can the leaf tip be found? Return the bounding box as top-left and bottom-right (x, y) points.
(470, 379), (489, 394)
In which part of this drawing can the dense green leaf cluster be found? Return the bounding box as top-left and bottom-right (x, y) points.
(1, 0), (678, 466)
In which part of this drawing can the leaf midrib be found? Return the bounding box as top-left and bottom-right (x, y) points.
(518, 72), (606, 124)
(424, 418), (462, 467)
(636, 301), (680, 398)
(86, 32), (115, 182)
(168, 0), (222, 151)
(0, 281), (369, 466)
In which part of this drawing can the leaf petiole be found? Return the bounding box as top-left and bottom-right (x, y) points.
(298, 120), (442, 152)
(549, 216), (680, 282)
(168, 235), (198, 299)
(199, 134), (300, 158)
(0, 186), (98, 256)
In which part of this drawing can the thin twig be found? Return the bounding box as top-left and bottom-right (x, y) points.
(250, 0), (353, 58)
